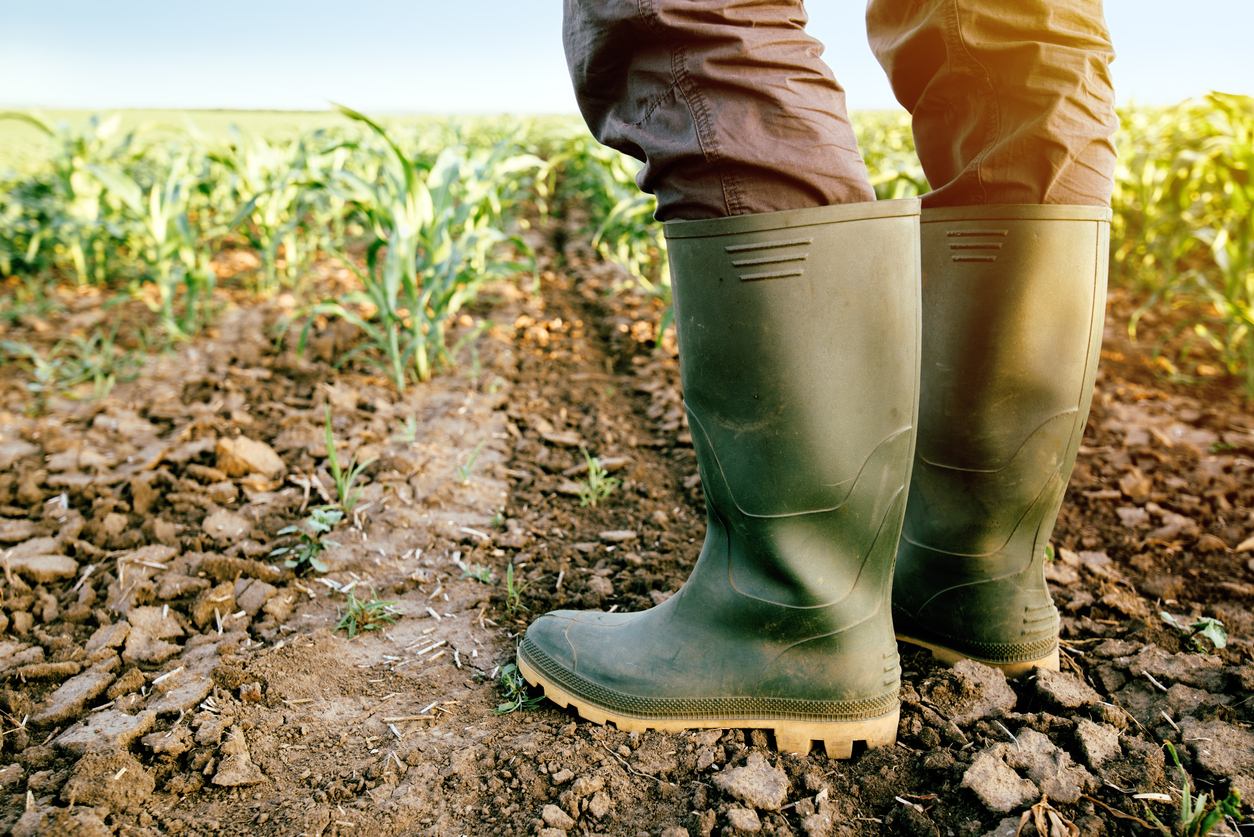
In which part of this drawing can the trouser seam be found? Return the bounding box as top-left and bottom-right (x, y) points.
(945, 0), (996, 205)
(635, 0), (737, 215)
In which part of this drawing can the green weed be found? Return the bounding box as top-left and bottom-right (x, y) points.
(455, 441), (486, 486)
(0, 324), (141, 409)
(459, 564), (495, 585)
(392, 416), (418, 443)
(269, 507), (343, 574)
(1161, 612), (1228, 651)
(1146, 742), (1242, 836)
(503, 563), (530, 614)
(577, 448), (621, 508)
(494, 662), (545, 714)
(335, 588), (400, 639)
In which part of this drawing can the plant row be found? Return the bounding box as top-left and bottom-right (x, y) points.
(1, 95), (1252, 394)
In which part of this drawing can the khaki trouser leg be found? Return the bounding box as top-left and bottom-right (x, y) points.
(563, 0), (1119, 215)
(868, 0), (1119, 207)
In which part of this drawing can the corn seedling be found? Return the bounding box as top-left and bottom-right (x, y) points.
(270, 507), (343, 574)
(577, 448), (621, 508)
(494, 662), (545, 714)
(1161, 612), (1228, 651)
(456, 441), (486, 485)
(459, 564), (495, 585)
(1146, 742), (1242, 836)
(324, 405), (376, 513)
(335, 588), (400, 639)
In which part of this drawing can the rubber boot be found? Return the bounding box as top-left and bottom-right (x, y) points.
(519, 199), (921, 757)
(892, 205), (1111, 676)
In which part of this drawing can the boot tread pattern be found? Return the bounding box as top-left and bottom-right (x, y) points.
(519, 637), (897, 722)
(518, 651), (899, 759)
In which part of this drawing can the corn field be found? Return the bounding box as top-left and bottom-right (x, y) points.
(1, 95), (1252, 395)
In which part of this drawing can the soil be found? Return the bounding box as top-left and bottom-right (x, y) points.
(0, 214), (1252, 837)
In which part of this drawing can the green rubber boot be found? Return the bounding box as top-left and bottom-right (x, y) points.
(519, 199), (921, 757)
(892, 205), (1111, 676)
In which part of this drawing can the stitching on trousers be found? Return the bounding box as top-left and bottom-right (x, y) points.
(633, 0), (734, 215)
(946, 0), (997, 205)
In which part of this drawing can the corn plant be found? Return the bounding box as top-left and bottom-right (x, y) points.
(853, 110), (929, 200)
(88, 147), (216, 338)
(0, 112), (139, 285)
(215, 127), (348, 294)
(1113, 94), (1254, 395)
(302, 104), (537, 390)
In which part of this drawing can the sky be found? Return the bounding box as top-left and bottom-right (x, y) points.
(0, 1), (1249, 114)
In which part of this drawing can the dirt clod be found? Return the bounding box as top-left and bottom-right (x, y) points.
(212, 725), (267, 786)
(1034, 667), (1103, 708)
(961, 747), (1039, 813)
(922, 659), (1017, 725)
(215, 436), (285, 478)
(712, 751), (789, 811)
(60, 750), (155, 810)
(1074, 718), (1121, 768)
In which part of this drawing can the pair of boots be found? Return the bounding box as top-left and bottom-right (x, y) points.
(519, 199), (1109, 758)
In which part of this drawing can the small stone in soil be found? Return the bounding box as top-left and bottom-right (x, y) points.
(216, 436), (285, 478)
(542, 804), (575, 830)
(587, 790), (612, 819)
(212, 725), (267, 786)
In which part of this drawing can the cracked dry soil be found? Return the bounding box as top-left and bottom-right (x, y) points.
(0, 223), (1252, 837)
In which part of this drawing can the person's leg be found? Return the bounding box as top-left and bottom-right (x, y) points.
(867, 0), (1118, 207)
(564, 0), (876, 220)
(522, 0), (923, 757)
(867, 0), (1116, 673)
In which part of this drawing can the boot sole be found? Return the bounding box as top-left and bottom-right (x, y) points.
(518, 655), (898, 759)
(895, 634), (1059, 677)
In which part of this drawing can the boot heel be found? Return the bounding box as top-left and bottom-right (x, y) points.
(896, 634), (1060, 676)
